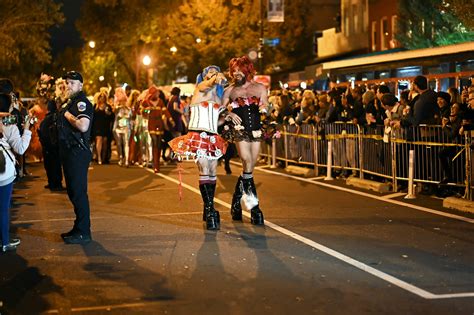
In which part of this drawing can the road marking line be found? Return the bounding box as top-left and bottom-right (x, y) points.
(226, 162), (474, 224)
(382, 192), (407, 199)
(46, 301), (168, 313)
(150, 168), (474, 299)
(308, 176), (326, 180)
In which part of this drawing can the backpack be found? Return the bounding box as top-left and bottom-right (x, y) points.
(0, 141), (15, 180)
(0, 146), (5, 173)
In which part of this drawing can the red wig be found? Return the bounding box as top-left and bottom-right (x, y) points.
(229, 56), (255, 81)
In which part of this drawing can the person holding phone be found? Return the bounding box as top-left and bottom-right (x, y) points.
(0, 81), (33, 252)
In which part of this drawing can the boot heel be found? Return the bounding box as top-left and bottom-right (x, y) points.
(231, 206), (242, 221)
(250, 209), (264, 225)
(206, 211), (220, 230)
(204, 210), (219, 222)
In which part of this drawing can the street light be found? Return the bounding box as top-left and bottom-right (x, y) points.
(99, 75), (105, 82)
(196, 37), (202, 44)
(142, 55), (151, 66)
(88, 41), (96, 49)
(170, 46), (178, 54)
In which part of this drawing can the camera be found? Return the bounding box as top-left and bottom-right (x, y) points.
(25, 115), (38, 125)
(1, 115), (17, 125)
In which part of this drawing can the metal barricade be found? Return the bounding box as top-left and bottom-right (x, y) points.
(278, 124), (316, 167)
(395, 125), (465, 185)
(324, 122), (360, 175)
(360, 125), (393, 179)
(463, 130), (473, 200)
(261, 122), (469, 195)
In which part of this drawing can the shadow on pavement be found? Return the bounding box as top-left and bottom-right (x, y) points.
(81, 240), (175, 304)
(0, 174), (63, 314)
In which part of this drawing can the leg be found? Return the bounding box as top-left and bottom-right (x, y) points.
(0, 183), (14, 247)
(208, 159), (218, 219)
(236, 141), (264, 225)
(123, 130), (130, 167)
(197, 158), (219, 230)
(128, 130), (136, 164)
(146, 131), (153, 166)
(61, 148), (92, 241)
(114, 132), (123, 165)
(229, 141), (255, 221)
(224, 143), (234, 174)
(49, 145), (63, 189)
(96, 136), (103, 164)
(42, 145), (54, 188)
(151, 134), (161, 173)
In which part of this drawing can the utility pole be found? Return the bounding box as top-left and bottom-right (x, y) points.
(258, 0), (264, 74)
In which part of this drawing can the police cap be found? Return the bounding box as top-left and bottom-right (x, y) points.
(63, 71), (83, 83)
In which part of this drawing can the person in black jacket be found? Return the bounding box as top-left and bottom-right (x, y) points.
(398, 75), (439, 128)
(39, 78), (65, 191)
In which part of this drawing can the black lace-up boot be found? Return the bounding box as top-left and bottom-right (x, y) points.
(241, 177), (264, 225)
(230, 176), (243, 221)
(199, 184), (220, 230)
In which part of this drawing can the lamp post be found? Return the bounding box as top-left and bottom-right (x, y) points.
(142, 55), (153, 87)
(258, 0), (264, 74)
(142, 55), (151, 66)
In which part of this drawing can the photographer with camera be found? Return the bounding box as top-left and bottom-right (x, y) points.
(0, 79), (33, 252)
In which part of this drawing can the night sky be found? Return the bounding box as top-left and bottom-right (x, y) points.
(50, 0), (84, 57)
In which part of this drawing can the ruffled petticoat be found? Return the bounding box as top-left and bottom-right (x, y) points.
(220, 116), (280, 143)
(169, 131), (227, 160)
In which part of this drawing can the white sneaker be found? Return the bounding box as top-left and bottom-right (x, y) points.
(2, 239), (20, 252)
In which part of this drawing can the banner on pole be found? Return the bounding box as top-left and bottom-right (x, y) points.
(267, 0), (284, 22)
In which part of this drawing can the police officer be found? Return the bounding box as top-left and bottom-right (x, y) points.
(58, 71), (93, 244)
(39, 87), (64, 191)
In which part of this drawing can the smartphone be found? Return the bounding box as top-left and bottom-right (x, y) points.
(1, 115), (17, 125)
(25, 115), (38, 125)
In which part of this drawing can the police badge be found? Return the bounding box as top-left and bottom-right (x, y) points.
(77, 101), (87, 112)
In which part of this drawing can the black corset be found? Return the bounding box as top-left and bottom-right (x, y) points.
(232, 103), (261, 131)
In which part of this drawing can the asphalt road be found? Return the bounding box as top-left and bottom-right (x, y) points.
(0, 160), (473, 315)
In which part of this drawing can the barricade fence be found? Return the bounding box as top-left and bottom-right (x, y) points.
(260, 122), (471, 199)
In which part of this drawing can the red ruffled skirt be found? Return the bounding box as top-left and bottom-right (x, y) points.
(169, 131), (227, 160)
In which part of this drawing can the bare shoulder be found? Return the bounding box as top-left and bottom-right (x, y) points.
(251, 81), (266, 92)
(223, 85), (237, 99)
(224, 85), (234, 95)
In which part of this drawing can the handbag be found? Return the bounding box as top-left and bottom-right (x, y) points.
(0, 142), (15, 177)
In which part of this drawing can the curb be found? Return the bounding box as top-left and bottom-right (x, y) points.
(443, 197), (474, 214)
(346, 177), (392, 193)
(285, 165), (314, 177)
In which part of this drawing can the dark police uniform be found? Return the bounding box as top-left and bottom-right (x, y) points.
(58, 91), (93, 239)
(39, 100), (63, 190)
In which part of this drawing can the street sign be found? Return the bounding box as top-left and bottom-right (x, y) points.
(268, 0), (284, 22)
(263, 38), (280, 47)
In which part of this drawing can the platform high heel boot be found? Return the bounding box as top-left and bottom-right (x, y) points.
(199, 184), (220, 230)
(230, 176), (243, 221)
(202, 182), (220, 223)
(209, 182), (220, 223)
(242, 177), (264, 225)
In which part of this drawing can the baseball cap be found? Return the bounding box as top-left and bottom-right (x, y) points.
(63, 71), (83, 83)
